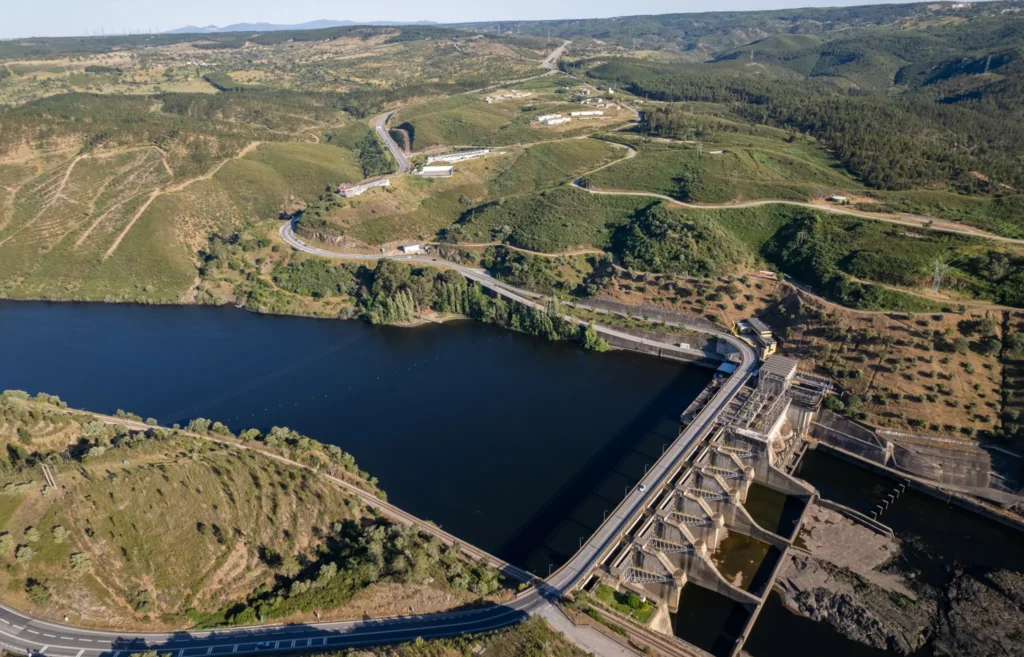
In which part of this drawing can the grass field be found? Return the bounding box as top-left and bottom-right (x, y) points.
(393, 79), (634, 150)
(0, 141), (363, 303)
(588, 130), (861, 203)
(0, 393), (504, 630)
(451, 186), (653, 251)
(321, 139), (623, 247)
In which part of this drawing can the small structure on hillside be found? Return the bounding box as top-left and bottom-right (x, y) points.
(542, 117), (571, 126)
(534, 113), (562, 122)
(426, 149), (496, 164)
(417, 165), (454, 178)
(398, 244), (423, 254)
(569, 110), (604, 117)
(484, 90), (532, 103)
(338, 178), (390, 198)
(733, 317), (778, 360)
(827, 195), (849, 204)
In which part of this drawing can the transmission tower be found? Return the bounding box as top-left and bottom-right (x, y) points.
(932, 258), (952, 293)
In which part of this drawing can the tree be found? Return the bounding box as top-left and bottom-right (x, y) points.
(981, 337), (1002, 357)
(70, 553), (92, 573)
(0, 533), (12, 554)
(16, 546), (34, 563)
(579, 324), (609, 352)
(24, 527), (40, 543)
(1007, 331), (1024, 356)
(280, 556), (301, 578)
(52, 526), (68, 544)
(26, 581), (50, 605)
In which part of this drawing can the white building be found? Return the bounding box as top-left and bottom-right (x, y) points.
(426, 149), (493, 164)
(534, 113), (562, 122)
(484, 90), (532, 103)
(827, 195), (849, 204)
(337, 178), (390, 198)
(398, 244), (423, 254)
(542, 117), (571, 126)
(569, 110), (604, 117)
(417, 165), (454, 178)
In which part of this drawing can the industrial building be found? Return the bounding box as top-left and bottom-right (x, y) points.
(398, 244), (423, 254)
(417, 165), (454, 178)
(337, 178), (390, 198)
(542, 117), (571, 126)
(426, 149), (494, 164)
(534, 113), (562, 122)
(569, 110), (604, 117)
(733, 317), (778, 360)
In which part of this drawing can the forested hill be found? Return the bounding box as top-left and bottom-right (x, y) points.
(456, 2), (1024, 58)
(546, 6), (1024, 197)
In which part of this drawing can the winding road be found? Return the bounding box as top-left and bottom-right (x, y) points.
(373, 112), (411, 174)
(570, 181), (1024, 246)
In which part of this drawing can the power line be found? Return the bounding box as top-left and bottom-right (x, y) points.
(932, 258), (952, 293)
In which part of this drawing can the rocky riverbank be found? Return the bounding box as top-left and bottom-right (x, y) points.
(777, 554), (934, 654)
(775, 502), (1024, 656)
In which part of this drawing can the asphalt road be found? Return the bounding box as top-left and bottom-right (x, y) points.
(373, 112), (411, 173)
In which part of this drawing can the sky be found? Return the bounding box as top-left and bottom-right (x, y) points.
(5, 0), (929, 39)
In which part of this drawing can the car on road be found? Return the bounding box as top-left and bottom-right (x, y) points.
(256, 641), (272, 649)
(638, 484), (647, 492)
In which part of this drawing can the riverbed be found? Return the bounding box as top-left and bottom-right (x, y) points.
(0, 300), (711, 574)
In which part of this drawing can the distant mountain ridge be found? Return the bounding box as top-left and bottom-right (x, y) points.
(165, 19), (436, 34)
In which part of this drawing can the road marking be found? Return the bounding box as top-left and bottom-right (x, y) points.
(178, 650), (184, 657)
(76, 650), (84, 657)
(43, 634), (55, 638)
(206, 648), (212, 655)
(232, 645), (238, 653)
(39, 645), (47, 653)
(27, 630), (39, 634)
(80, 639), (92, 642)
(62, 638), (75, 641)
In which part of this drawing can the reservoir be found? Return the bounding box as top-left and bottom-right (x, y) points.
(0, 300), (710, 575)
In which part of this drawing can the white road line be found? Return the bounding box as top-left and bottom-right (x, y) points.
(0, 619), (8, 624)
(80, 639), (92, 642)
(27, 630), (39, 634)
(44, 634), (56, 638)
(232, 646), (238, 653)
(39, 645), (48, 653)
(206, 648), (212, 655)
(76, 650), (84, 657)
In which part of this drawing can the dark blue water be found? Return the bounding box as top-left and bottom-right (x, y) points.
(0, 300), (710, 574)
